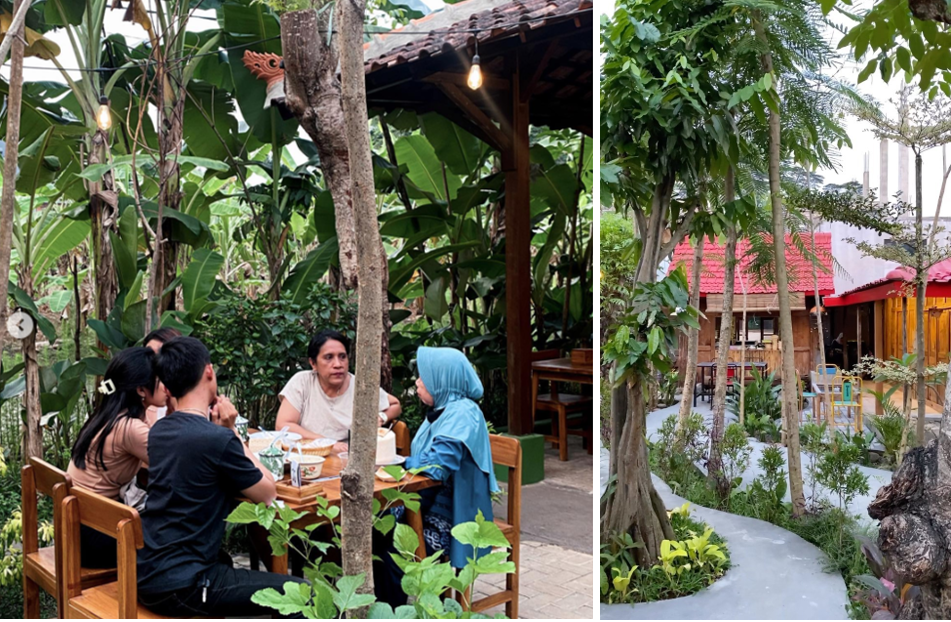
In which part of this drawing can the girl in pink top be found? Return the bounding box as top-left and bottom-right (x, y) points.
(68, 347), (167, 567)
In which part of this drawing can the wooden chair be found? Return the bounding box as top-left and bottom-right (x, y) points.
(531, 349), (592, 461)
(394, 420), (410, 457)
(831, 375), (864, 434)
(21, 458), (115, 619)
(61, 486), (169, 619)
(468, 435), (521, 619)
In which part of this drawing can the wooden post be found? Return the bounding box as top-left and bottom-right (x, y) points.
(505, 52), (532, 436)
(857, 305), (863, 365)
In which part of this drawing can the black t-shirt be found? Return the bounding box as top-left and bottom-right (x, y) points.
(137, 412), (263, 596)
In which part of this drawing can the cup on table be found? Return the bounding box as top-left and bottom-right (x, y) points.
(257, 446), (285, 481)
(235, 416), (249, 442)
(338, 451), (349, 471)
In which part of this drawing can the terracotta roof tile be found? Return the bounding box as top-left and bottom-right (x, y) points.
(364, 0), (591, 73)
(668, 233), (835, 295)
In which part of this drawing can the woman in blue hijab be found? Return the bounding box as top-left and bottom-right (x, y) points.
(374, 346), (499, 605)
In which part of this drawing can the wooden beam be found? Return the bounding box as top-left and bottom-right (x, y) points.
(522, 39), (560, 103)
(505, 51), (532, 437)
(436, 82), (511, 153)
(422, 71), (510, 91)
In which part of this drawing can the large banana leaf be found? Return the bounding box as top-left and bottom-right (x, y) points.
(532, 163), (578, 216)
(283, 237), (339, 305)
(183, 81), (241, 164)
(419, 113), (484, 178)
(31, 214), (90, 284)
(394, 134), (461, 201)
(182, 248), (225, 318)
(388, 242), (480, 292)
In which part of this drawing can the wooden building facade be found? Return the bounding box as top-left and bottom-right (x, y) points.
(670, 234), (835, 379)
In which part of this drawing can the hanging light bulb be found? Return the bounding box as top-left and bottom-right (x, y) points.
(467, 40), (483, 90)
(96, 95), (112, 131)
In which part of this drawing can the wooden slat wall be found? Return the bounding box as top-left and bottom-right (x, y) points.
(884, 296), (951, 406)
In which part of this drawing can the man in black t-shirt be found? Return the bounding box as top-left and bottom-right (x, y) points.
(138, 336), (307, 617)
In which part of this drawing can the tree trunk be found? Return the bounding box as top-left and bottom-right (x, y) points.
(868, 378), (951, 619)
(157, 87), (184, 314)
(709, 219), (737, 500)
(602, 183), (676, 562)
(336, 0), (384, 604)
(754, 13), (806, 516)
(677, 236), (706, 427)
(280, 10), (392, 392)
(601, 378), (676, 568)
(280, 10), (358, 290)
(915, 152), (928, 447)
(0, 0), (25, 359)
(87, 130), (118, 325)
(20, 270), (42, 461)
(810, 215), (833, 421)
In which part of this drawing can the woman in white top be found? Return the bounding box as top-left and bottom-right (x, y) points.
(276, 330), (401, 452)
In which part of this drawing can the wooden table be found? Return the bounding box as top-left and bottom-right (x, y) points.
(250, 453), (440, 574)
(531, 358), (594, 459)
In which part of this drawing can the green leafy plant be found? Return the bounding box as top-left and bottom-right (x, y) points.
(718, 422), (752, 506)
(226, 464), (513, 619)
(658, 369), (679, 407)
(652, 412), (707, 491)
(813, 432), (870, 548)
(744, 445), (788, 524)
(867, 408), (912, 468)
(727, 369), (782, 442)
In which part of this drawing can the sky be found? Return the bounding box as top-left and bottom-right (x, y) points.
(598, 0), (951, 216)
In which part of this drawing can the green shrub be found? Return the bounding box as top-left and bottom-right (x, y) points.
(195, 285), (356, 429)
(727, 369), (782, 442)
(868, 413), (911, 467)
(600, 503), (730, 604)
(652, 412), (707, 491)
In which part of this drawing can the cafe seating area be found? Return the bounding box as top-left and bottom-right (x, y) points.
(531, 348), (595, 462)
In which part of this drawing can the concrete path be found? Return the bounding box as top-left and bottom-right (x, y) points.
(646, 402), (894, 523)
(600, 446), (850, 620)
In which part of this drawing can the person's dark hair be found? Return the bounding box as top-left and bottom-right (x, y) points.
(72, 347), (157, 471)
(307, 329), (351, 361)
(144, 327), (182, 346)
(155, 336), (212, 398)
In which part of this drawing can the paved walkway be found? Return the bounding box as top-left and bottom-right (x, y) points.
(600, 446), (850, 619)
(646, 402), (894, 522)
(475, 435), (594, 619)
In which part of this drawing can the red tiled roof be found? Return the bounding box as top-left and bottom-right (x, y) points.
(827, 256), (951, 300)
(668, 233), (835, 295)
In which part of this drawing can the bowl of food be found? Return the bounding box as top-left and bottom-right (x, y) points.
(299, 438), (335, 457)
(288, 453), (325, 480)
(248, 430), (302, 452)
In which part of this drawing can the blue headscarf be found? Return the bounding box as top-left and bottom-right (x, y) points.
(411, 347), (499, 567)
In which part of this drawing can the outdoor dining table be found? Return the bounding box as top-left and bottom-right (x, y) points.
(244, 450), (440, 574)
(531, 356), (594, 456)
(694, 361), (768, 406)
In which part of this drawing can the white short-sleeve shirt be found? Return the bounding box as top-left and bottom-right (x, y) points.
(279, 371), (389, 441)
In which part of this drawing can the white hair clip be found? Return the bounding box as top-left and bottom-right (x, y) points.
(98, 379), (116, 396)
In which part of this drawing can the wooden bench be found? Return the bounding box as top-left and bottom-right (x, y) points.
(21, 458), (115, 619)
(470, 434), (521, 618)
(61, 486), (170, 619)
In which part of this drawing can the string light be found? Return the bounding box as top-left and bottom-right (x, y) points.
(467, 40), (482, 90)
(96, 95), (112, 131)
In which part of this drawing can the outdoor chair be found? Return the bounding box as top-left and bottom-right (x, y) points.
(831, 375), (864, 434)
(394, 421), (411, 457)
(21, 458), (115, 619)
(797, 370), (820, 425)
(531, 349), (592, 461)
(466, 434), (521, 619)
(60, 485), (171, 619)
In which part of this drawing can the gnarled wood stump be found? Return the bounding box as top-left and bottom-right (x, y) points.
(869, 378), (951, 619)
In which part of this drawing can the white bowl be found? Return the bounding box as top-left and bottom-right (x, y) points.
(288, 454), (326, 480)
